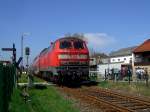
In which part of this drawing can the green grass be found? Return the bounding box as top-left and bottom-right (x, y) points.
(18, 74), (44, 83)
(98, 81), (150, 97)
(9, 89), (31, 112)
(9, 86), (79, 112)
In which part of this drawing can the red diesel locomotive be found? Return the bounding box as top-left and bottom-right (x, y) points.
(32, 37), (89, 84)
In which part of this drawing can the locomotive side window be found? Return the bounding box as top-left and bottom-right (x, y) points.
(73, 41), (84, 49)
(60, 41), (72, 49)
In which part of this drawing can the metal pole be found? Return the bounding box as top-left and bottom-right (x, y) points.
(12, 43), (17, 88)
(21, 35), (23, 72)
(26, 55), (29, 76)
(13, 43), (16, 64)
(27, 56), (29, 69)
(27, 55), (30, 86)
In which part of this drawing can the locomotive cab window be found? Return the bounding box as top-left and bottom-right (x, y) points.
(73, 41), (84, 49)
(60, 41), (72, 49)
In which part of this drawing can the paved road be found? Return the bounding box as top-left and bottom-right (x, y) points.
(18, 82), (56, 86)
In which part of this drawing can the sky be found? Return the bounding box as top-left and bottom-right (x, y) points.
(0, 0), (150, 64)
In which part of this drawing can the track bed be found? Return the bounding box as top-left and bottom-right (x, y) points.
(58, 86), (150, 112)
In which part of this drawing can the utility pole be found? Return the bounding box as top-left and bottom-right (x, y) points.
(2, 43), (22, 87)
(21, 33), (30, 73)
(21, 35), (23, 70)
(2, 43), (16, 64)
(25, 47), (33, 87)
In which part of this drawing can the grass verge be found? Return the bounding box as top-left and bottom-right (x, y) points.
(98, 80), (150, 97)
(9, 86), (79, 112)
(18, 74), (44, 83)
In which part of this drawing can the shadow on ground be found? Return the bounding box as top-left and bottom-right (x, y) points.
(60, 81), (98, 88)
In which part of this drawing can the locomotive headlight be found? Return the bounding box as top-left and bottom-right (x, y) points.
(78, 54), (88, 59)
(58, 54), (88, 59)
(58, 54), (70, 59)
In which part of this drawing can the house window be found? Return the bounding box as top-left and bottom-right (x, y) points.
(112, 59), (115, 61)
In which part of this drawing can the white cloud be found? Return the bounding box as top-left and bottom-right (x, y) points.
(83, 33), (116, 52)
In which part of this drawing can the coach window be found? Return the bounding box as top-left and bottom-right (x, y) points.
(60, 41), (72, 49)
(74, 41), (84, 49)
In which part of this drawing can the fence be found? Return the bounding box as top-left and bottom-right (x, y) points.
(0, 63), (16, 112)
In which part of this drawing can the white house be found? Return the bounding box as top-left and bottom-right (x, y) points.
(110, 55), (132, 64)
(109, 47), (135, 64)
(98, 46), (136, 77)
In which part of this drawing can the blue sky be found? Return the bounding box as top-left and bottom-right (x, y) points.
(0, 0), (150, 63)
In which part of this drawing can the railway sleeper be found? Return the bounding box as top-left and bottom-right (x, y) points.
(109, 100), (123, 103)
(87, 95), (135, 112)
(91, 89), (150, 106)
(129, 105), (150, 110)
(90, 88), (150, 105)
(77, 94), (117, 111)
(104, 90), (150, 106)
(79, 94), (124, 111)
(104, 109), (120, 112)
(72, 88), (150, 112)
(136, 108), (150, 112)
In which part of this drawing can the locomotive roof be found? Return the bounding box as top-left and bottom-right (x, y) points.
(40, 48), (48, 55)
(33, 37), (86, 63)
(55, 37), (84, 43)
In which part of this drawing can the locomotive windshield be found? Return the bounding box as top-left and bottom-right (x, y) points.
(60, 41), (72, 49)
(73, 41), (84, 49)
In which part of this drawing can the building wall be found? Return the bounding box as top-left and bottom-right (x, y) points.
(98, 62), (123, 77)
(90, 58), (97, 65)
(133, 51), (150, 80)
(101, 58), (109, 64)
(110, 55), (132, 64)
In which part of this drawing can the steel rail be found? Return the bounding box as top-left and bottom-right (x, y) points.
(59, 87), (150, 112)
(83, 87), (150, 111)
(86, 94), (135, 112)
(88, 88), (150, 106)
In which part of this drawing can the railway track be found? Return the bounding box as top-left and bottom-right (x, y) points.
(59, 87), (150, 112)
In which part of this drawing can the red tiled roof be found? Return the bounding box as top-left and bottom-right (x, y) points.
(133, 39), (150, 53)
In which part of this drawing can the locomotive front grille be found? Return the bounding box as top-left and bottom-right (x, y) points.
(66, 66), (88, 71)
(57, 65), (89, 71)
(60, 61), (88, 66)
